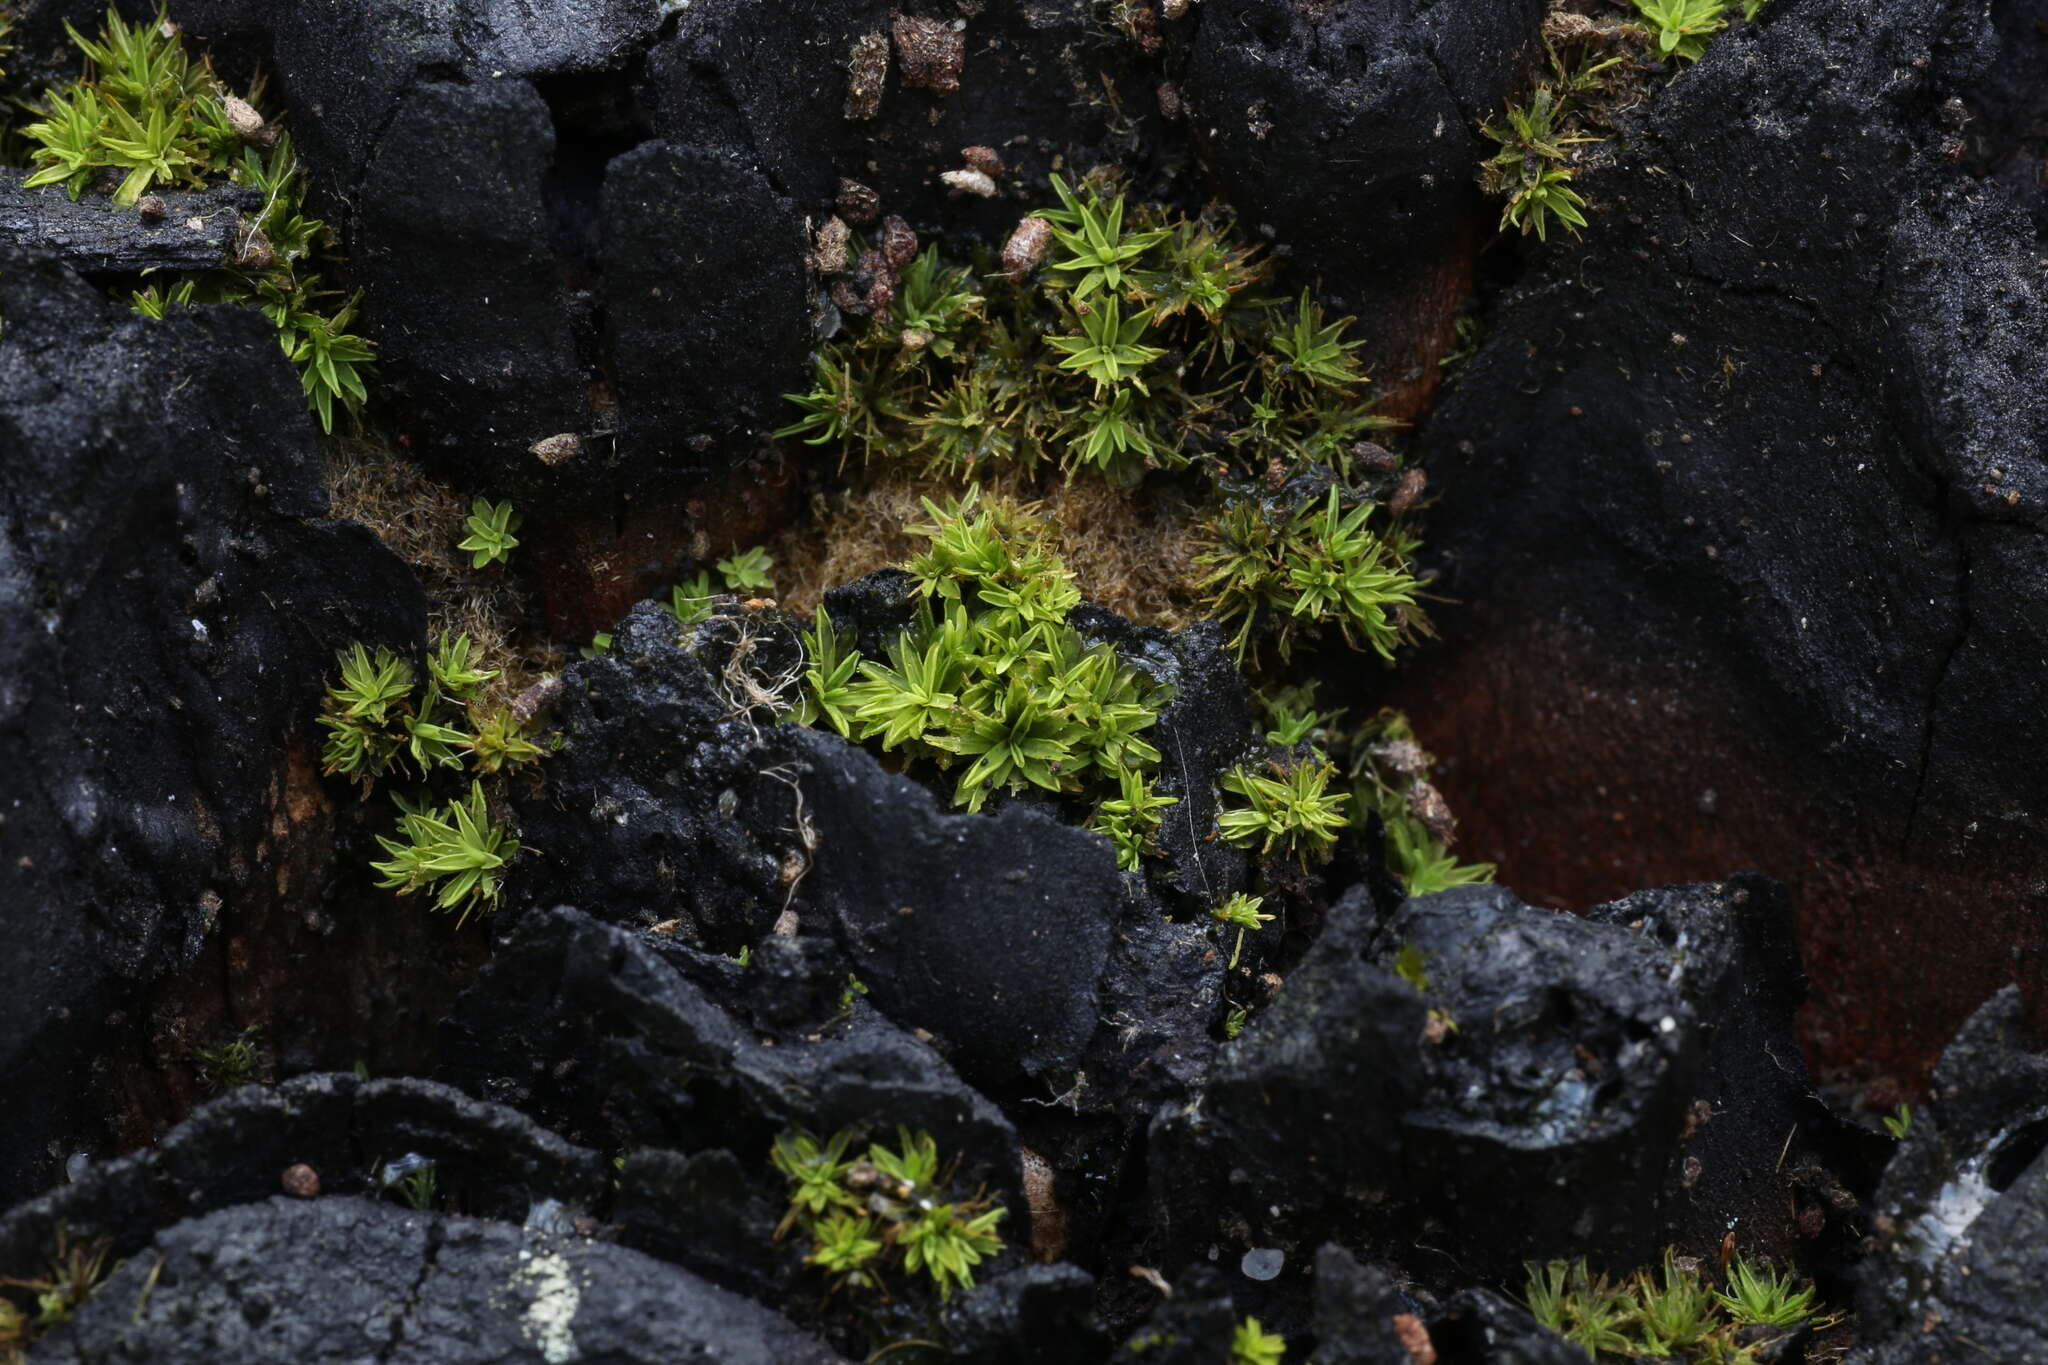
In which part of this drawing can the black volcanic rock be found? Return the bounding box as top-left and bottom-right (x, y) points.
(30, 1195), (849, 1365)
(0, 243), (422, 1203)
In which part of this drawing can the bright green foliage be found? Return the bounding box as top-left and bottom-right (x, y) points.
(1714, 1256), (1818, 1329)
(899, 1201), (1006, 1298)
(777, 171), (1383, 487)
(371, 781), (518, 924)
(1048, 294), (1165, 393)
(21, 7), (221, 204)
(1230, 1317), (1287, 1365)
(1351, 709), (1495, 897)
(1393, 942), (1430, 992)
(1196, 488), (1425, 664)
(458, 498), (521, 568)
(467, 708), (542, 773)
(869, 1126), (942, 1190)
(194, 1024), (264, 1094)
(429, 634), (497, 698)
(800, 495), (1170, 818)
(1212, 892), (1273, 967)
(1523, 1252), (1829, 1361)
(1223, 1005), (1249, 1039)
(893, 246), (984, 355)
(1480, 83), (1596, 243)
(318, 644), (415, 782)
(806, 1212), (884, 1281)
(1741, 0), (1767, 19)
(1041, 172), (1171, 301)
(284, 292), (375, 435)
(717, 546), (776, 594)
(1261, 687), (1333, 747)
(403, 681), (471, 773)
(1883, 1103), (1913, 1139)
(1382, 804), (1496, 897)
(1267, 290), (1365, 391)
(771, 1129), (860, 1236)
(772, 1125), (1008, 1300)
(1634, 0), (1727, 59)
(1633, 1252), (1719, 1357)
(1089, 768), (1178, 871)
(22, 9), (377, 431)
(1219, 756), (1350, 862)
(798, 605), (861, 733)
(319, 636), (541, 793)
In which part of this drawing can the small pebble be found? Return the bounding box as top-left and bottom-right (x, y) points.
(1241, 1246), (1284, 1281)
(281, 1163), (321, 1198)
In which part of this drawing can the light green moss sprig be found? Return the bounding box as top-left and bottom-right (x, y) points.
(799, 493), (1171, 821)
(1195, 486), (1425, 664)
(771, 1126), (1007, 1299)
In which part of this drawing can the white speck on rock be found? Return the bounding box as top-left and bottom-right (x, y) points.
(517, 1251), (582, 1363)
(1241, 1247), (1284, 1281)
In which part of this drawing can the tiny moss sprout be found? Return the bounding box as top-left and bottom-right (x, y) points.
(458, 498), (521, 569)
(371, 781), (518, 924)
(1353, 710), (1495, 897)
(1195, 486), (1425, 664)
(772, 1126), (1007, 1300)
(1218, 755), (1350, 863)
(665, 544), (778, 627)
(0, 1227), (113, 1355)
(1393, 942), (1430, 993)
(1633, 0), (1727, 59)
(1223, 1005), (1250, 1039)
(1230, 1316), (1287, 1365)
(1882, 1103), (1912, 1139)
(194, 1024), (265, 1093)
(1211, 892), (1273, 968)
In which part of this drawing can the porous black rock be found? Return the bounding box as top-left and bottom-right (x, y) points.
(1428, 1288), (1587, 1365)
(1311, 1244), (1426, 1365)
(940, 1263), (1104, 1365)
(0, 1073), (608, 1279)
(1401, 0), (2048, 1077)
(438, 904), (1019, 1200)
(28, 1195), (850, 1364)
(1147, 884), (1428, 1267)
(805, 736), (1125, 1086)
(1182, 0), (1548, 396)
(506, 601), (806, 948)
(1154, 876), (1827, 1282)
(0, 169), (256, 274)
(1853, 986), (2048, 1363)
(0, 243), (422, 1203)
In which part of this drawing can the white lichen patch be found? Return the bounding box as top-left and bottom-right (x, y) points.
(515, 1249), (582, 1363)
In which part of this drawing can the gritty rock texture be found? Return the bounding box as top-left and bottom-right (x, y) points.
(1182, 0), (1548, 414)
(0, 169), (254, 274)
(1853, 988), (2048, 1364)
(31, 1195), (850, 1364)
(505, 602), (806, 949)
(1399, 0), (2048, 1085)
(0, 243), (422, 1203)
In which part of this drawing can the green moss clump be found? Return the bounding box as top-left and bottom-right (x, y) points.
(800, 493), (1173, 860)
(15, 5), (375, 431)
